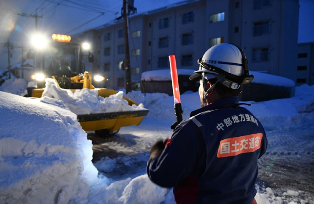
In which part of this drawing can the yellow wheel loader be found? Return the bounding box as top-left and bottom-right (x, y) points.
(27, 34), (148, 137)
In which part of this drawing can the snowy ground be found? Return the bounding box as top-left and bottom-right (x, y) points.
(0, 76), (314, 204)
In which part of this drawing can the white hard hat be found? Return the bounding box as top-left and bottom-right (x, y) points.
(189, 43), (253, 88)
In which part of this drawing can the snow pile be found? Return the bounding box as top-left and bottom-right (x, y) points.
(141, 69), (194, 81)
(0, 76), (27, 96)
(0, 91), (98, 204)
(88, 175), (169, 204)
(42, 78), (146, 115)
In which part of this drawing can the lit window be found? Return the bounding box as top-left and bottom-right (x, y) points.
(158, 57), (169, 68)
(298, 53), (308, 58)
(104, 32), (111, 41)
(182, 11), (194, 24)
(132, 83), (141, 91)
(118, 45), (125, 54)
(131, 67), (140, 74)
(253, 21), (270, 36)
(253, 47), (269, 62)
(209, 37), (223, 47)
(182, 33), (193, 45)
(181, 54), (193, 66)
(118, 29), (124, 38)
(132, 49), (140, 56)
(104, 47), (110, 56)
(210, 12), (225, 23)
(132, 31), (140, 38)
(159, 18), (169, 29)
(159, 37), (169, 48)
(254, 0), (271, 10)
(104, 63), (110, 71)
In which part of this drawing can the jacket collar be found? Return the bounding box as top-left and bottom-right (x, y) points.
(190, 96), (239, 117)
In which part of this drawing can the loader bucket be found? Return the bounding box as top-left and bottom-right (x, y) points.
(28, 84), (148, 136)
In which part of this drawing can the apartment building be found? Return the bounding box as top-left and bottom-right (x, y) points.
(73, 0), (299, 90)
(297, 42), (314, 85)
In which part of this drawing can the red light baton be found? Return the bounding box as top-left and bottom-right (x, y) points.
(169, 55), (183, 126)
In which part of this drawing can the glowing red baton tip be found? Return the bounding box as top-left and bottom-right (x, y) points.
(169, 55), (181, 104)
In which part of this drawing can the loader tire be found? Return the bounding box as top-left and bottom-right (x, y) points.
(95, 129), (119, 138)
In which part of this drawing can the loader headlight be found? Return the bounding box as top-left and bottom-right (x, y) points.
(31, 73), (46, 81)
(94, 75), (105, 82)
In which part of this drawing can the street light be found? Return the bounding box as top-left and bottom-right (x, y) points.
(82, 42), (91, 51)
(30, 33), (48, 50)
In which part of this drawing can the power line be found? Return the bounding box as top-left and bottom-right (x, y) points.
(66, 13), (104, 34)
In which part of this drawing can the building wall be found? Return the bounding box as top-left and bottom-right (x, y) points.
(74, 0), (300, 90)
(297, 43), (314, 85)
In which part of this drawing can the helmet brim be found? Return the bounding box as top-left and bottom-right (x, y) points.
(189, 70), (217, 81)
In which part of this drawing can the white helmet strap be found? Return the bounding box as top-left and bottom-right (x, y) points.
(202, 73), (224, 104)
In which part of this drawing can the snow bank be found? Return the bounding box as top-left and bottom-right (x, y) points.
(0, 77), (27, 96)
(141, 69), (295, 87)
(42, 78), (146, 115)
(0, 91), (98, 204)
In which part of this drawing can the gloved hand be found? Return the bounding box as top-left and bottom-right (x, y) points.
(149, 139), (168, 159)
(171, 121), (178, 130)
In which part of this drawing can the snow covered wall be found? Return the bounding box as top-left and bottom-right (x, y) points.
(0, 91), (98, 204)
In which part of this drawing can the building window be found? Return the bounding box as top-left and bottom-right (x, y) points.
(118, 45), (125, 54)
(182, 11), (194, 24)
(296, 78), (306, 83)
(104, 63), (110, 71)
(132, 31), (140, 38)
(254, 0), (271, 10)
(132, 83), (141, 91)
(297, 66), (307, 71)
(159, 18), (169, 29)
(117, 77), (124, 87)
(181, 54), (193, 66)
(159, 37), (169, 48)
(118, 29), (124, 38)
(104, 32), (111, 41)
(210, 12), (225, 23)
(298, 53), (308, 58)
(158, 57), (169, 68)
(235, 2), (240, 8)
(253, 21), (270, 36)
(132, 49), (140, 56)
(182, 33), (193, 45)
(209, 37), (223, 47)
(253, 47), (269, 62)
(235, 26), (239, 33)
(131, 67), (140, 74)
(104, 47), (110, 56)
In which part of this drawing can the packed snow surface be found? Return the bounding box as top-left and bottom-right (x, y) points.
(0, 76), (313, 204)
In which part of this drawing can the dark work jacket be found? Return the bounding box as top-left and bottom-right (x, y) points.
(147, 96), (267, 204)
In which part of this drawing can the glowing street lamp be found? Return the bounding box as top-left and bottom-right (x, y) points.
(30, 33), (48, 50)
(82, 42), (91, 51)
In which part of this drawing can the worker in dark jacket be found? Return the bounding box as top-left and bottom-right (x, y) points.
(147, 43), (267, 204)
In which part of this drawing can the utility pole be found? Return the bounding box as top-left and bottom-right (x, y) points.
(17, 13), (42, 30)
(18, 12), (42, 70)
(21, 45), (25, 79)
(4, 40), (14, 79)
(123, 0), (132, 93)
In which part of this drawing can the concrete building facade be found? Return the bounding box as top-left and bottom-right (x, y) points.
(297, 42), (314, 85)
(73, 0), (299, 90)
